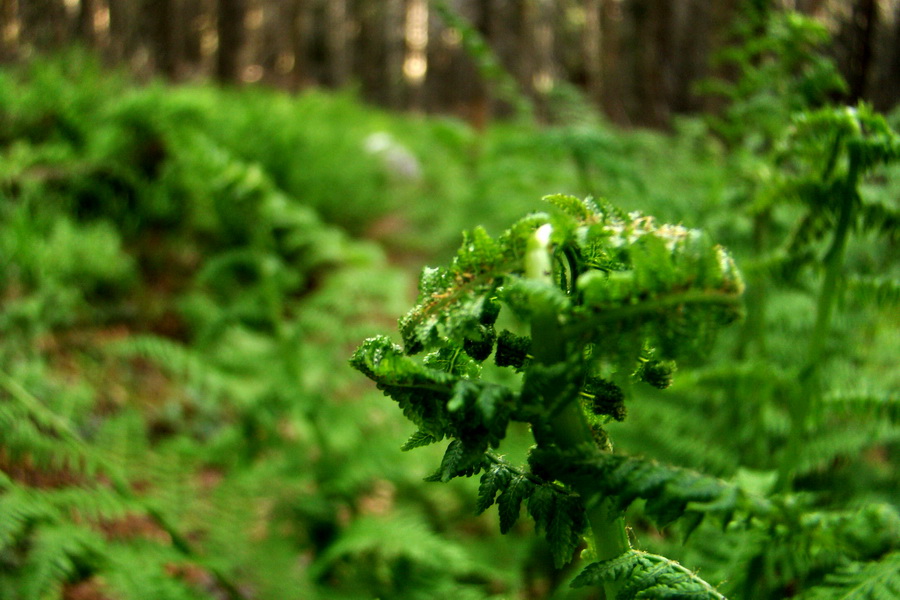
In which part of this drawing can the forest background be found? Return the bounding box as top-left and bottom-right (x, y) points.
(1, 1), (899, 600)
(4, 0), (900, 126)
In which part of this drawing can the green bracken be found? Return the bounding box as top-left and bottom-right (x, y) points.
(352, 194), (751, 598)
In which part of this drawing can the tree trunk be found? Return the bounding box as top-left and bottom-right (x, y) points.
(108, 0), (138, 63)
(217, 0), (245, 82)
(384, 0), (405, 109)
(180, 0), (208, 72)
(20, 0), (68, 50)
(258, 0), (294, 85)
(846, 0), (878, 102)
(146, 0), (181, 78)
(77, 0), (98, 48)
(324, 0), (349, 86)
(531, 0), (556, 120)
(599, 0), (628, 123)
(629, 0), (673, 127)
(289, 0), (314, 88)
(405, 0), (430, 111)
(1, 0), (18, 62)
(583, 0), (603, 105)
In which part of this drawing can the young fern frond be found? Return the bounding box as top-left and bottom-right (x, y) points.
(352, 195), (745, 597)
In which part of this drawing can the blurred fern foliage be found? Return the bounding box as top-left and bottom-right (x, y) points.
(1, 14), (898, 598)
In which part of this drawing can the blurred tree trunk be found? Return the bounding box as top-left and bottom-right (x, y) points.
(887, 4), (900, 108)
(583, 0), (603, 105)
(257, 1), (287, 85)
(180, 0), (207, 72)
(796, 0), (827, 14)
(599, 0), (627, 123)
(20, 0), (68, 50)
(146, 0), (182, 78)
(108, 0), (138, 63)
(531, 0), (557, 120)
(77, 0), (98, 48)
(289, 0), (314, 88)
(630, 0), (673, 127)
(384, 0), (405, 109)
(356, 1), (386, 102)
(844, 0), (878, 102)
(1, 0), (18, 62)
(868, 0), (899, 111)
(424, 0), (488, 126)
(518, 0), (536, 97)
(480, 0), (520, 117)
(405, 0), (429, 111)
(669, 0), (717, 114)
(217, 0), (245, 82)
(324, 0), (349, 86)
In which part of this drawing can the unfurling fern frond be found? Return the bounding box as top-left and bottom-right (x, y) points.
(352, 195), (745, 597)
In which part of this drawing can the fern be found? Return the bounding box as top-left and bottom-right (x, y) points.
(572, 550), (727, 599)
(821, 389), (900, 423)
(799, 552), (900, 600)
(0, 365), (248, 600)
(352, 195), (745, 597)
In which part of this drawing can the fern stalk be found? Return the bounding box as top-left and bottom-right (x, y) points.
(782, 135), (861, 490)
(526, 225), (631, 599)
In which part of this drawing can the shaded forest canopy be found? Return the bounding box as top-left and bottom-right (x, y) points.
(3, 0), (900, 127)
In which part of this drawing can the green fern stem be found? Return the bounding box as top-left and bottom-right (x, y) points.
(806, 185), (856, 376)
(782, 146), (859, 489)
(526, 226), (631, 598)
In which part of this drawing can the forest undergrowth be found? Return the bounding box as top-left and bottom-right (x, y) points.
(1, 10), (898, 599)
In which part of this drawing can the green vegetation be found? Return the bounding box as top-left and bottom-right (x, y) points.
(1, 15), (898, 599)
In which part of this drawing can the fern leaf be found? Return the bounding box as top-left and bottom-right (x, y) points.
(401, 429), (441, 451)
(107, 334), (237, 398)
(497, 474), (535, 534)
(546, 493), (587, 569)
(526, 481), (557, 531)
(544, 193), (596, 221)
(573, 551), (726, 599)
(843, 275), (900, 307)
(309, 511), (478, 581)
(786, 422), (900, 477)
(571, 551), (644, 587)
(822, 389), (900, 423)
(800, 552), (900, 600)
(530, 446), (761, 530)
(429, 439), (465, 483)
(22, 524), (106, 600)
(476, 463), (512, 514)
